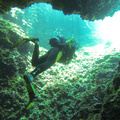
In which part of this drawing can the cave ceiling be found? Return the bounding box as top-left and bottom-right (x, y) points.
(0, 0), (120, 21)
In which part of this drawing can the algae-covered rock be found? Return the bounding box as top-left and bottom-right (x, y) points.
(0, 19), (29, 78)
(113, 72), (120, 91)
(0, 19), (32, 119)
(96, 59), (120, 120)
(100, 91), (120, 120)
(1, 0), (120, 21)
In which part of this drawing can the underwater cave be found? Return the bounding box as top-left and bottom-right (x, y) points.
(0, 1), (120, 120)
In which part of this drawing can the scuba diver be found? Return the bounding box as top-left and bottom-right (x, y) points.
(21, 36), (78, 108)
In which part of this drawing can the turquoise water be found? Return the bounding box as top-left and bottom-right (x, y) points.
(3, 3), (103, 48)
(3, 3), (120, 49)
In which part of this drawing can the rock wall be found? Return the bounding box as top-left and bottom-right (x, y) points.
(0, 0), (120, 21)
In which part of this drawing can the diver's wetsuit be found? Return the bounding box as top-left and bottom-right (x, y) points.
(30, 37), (77, 78)
(23, 36), (78, 107)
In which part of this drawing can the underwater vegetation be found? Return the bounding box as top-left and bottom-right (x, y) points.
(0, 18), (120, 120)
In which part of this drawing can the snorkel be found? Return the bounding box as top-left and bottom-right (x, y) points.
(66, 37), (73, 49)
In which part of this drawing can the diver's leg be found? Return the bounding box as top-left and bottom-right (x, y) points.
(31, 41), (50, 67)
(23, 47), (60, 103)
(24, 41), (39, 84)
(24, 47), (60, 83)
(24, 48), (49, 83)
(23, 40), (40, 105)
(31, 41), (40, 67)
(31, 47), (60, 77)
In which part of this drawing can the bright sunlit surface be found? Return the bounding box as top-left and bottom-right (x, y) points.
(6, 3), (120, 52)
(94, 11), (120, 47)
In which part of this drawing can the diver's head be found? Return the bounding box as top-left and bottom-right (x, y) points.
(49, 38), (61, 47)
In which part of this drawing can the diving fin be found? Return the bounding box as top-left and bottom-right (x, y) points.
(25, 82), (36, 109)
(10, 38), (39, 49)
(24, 74), (36, 109)
(26, 101), (34, 109)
